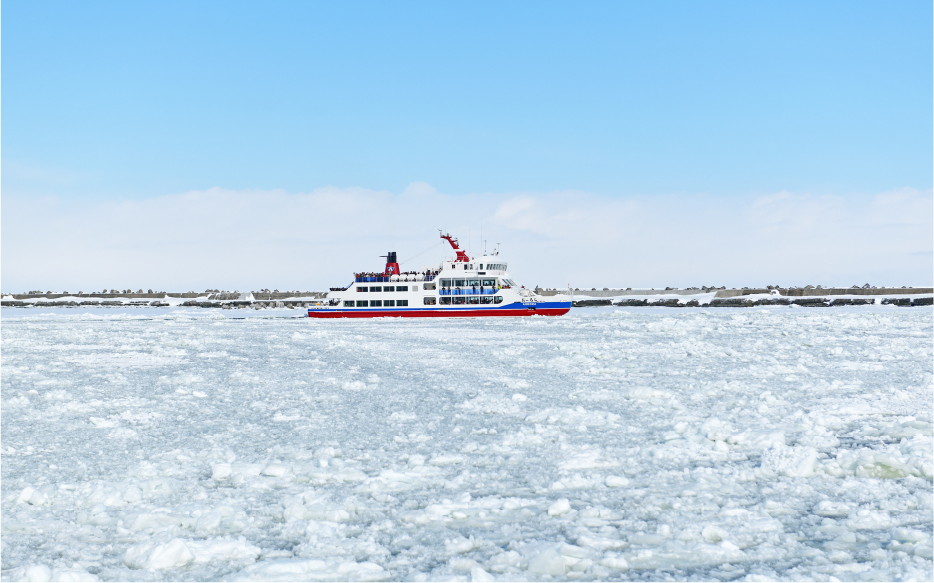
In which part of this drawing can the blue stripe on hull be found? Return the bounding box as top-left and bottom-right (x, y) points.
(308, 301), (572, 316)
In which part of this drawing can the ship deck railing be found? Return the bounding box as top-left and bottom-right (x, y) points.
(355, 275), (437, 283)
(439, 288), (501, 296)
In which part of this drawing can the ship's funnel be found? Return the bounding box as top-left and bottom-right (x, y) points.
(381, 251), (400, 276)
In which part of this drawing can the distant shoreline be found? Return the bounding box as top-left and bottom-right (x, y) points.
(2, 287), (931, 309)
(572, 297), (932, 308)
(549, 286), (934, 308)
(0, 291), (324, 310)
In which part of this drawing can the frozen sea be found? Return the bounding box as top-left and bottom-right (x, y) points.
(1, 306), (932, 582)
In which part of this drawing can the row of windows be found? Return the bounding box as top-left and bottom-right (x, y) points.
(439, 289), (498, 295)
(438, 278), (517, 288)
(345, 299), (410, 307)
(343, 297), (504, 308)
(439, 278), (498, 288)
(441, 296), (504, 305)
(357, 286), (412, 292)
(483, 264), (507, 271)
(357, 282), (513, 292)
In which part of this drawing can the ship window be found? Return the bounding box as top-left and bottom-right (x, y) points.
(440, 279), (452, 288)
(467, 279), (479, 287)
(423, 297), (436, 305)
(370, 286), (382, 292)
(453, 297), (466, 305)
(384, 299), (395, 307)
(344, 300), (354, 307)
(440, 297), (452, 305)
(481, 296), (493, 304)
(453, 279), (466, 287)
(357, 287), (368, 292)
(481, 279), (496, 286)
(370, 300), (382, 307)
(467, 296), (480, 304)
(356, 300), (368, 307)
(494, 296), (503, 304)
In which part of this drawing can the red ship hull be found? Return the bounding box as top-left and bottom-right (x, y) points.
(308, 307), (570, 318)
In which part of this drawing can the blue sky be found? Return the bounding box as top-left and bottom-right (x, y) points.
(2, 1), (932, 290)
(5, 0), (931, 198)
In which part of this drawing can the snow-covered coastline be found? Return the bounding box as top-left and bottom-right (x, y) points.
(571, 291), (933, 308)
(0, 292), (323, 310)
(2, 288), (931, 310)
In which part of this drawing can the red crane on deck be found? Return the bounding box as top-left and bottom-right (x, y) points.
(440, 232), (470, 263)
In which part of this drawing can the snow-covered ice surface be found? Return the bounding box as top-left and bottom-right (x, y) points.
(2, 306), (931, 582)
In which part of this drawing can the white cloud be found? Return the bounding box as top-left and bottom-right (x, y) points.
(2, 184), (930, 292)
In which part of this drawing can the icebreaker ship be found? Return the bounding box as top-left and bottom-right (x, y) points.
(307, 232), (571, 318)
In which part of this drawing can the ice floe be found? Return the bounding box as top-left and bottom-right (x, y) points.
(1, 306), (931, 581)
